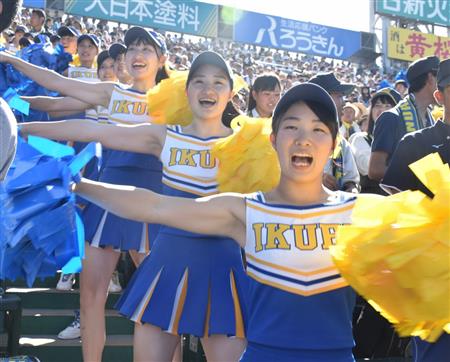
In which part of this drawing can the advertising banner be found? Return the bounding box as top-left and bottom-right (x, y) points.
(376, 0), (449, 27)
(64, 0), (218, 37)
(233, 10), (361, 60)
(388, 26), (450, 61)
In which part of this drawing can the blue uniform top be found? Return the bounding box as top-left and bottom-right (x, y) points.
(244, 191), (357, 350)
(158, 125), (222, 238)
(104, 85), (162, 171)
(372, 94), (434, 163)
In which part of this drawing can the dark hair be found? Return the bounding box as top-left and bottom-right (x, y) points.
(96, 50), (112, 72)
(19, 36), (33, 48)
(272, 100), (338, 140)
(0, 0), (21, 33)
(155, 64), (170, 85)
(247, 74), (281, 112)
(367, 94), (396, 136)
(221, 100), (242, 128)
(409, 71), (435, 93)
(126, 37), (163, 57)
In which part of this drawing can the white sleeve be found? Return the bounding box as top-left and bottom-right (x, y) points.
(349, 133), (371, 176)
(340, 138), (360, 184)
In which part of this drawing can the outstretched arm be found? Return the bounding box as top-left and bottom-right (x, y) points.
(22, 96), (93, 113)
(0, 51), (113, 107)
(20, 120), (166, 156)
(75, 179), (247, 246)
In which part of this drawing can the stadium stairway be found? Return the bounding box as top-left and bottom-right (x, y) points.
(4, 274), (133, 362)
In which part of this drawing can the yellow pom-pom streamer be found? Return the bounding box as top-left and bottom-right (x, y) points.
(71, 53), (81, 67)
(331, 153), (450, 342)
(211, 115), (280, 193)
(431, 106), (444, 121)
(147, 69), (248, 126)
(70, 54), (97, 68)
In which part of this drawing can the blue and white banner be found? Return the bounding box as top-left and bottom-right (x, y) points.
(233, 10), (361, 60)
(64, 0), (218, 37)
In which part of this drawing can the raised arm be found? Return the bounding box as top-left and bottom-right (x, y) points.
(75, 179), (247, 246)
(22, 96), (94, 113)
(0, 51), (113, 107)
(20, 120), (166, 157)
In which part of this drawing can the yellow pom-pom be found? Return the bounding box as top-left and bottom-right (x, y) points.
(331, 153), (450, 342)
(70, 54), (97, 68)
(211, 115), (280, 193)
(431, 106), (443, 121)
(71, 54), (81, 67)
(147, 70), (192, 126)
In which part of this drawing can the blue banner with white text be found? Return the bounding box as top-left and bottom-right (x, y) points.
(64, 0), (218, 37)
(233, 10), (361, 60)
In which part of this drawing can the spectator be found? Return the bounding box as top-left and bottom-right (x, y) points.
(349, 88), (402, 194)
(394, 79), (408, 98)
(57, 25), (80, 55)
(247, 74), (281, 118)
(340, 102), (361, 139)
(369, 56), (439, 182)
(30, 8), (46, 36)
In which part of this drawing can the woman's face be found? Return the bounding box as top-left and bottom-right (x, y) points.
(125, 40), (165, 81)
(252, 84), (281, 117)
(60, 35), (77, 55)
(113, 52), (130, 82)
(77, 38), (98, 66)
(371, 99), (394, 121)
(272, 101), (334, 184)
(98, 57), (116, 82)
(187, 64), (232, 122)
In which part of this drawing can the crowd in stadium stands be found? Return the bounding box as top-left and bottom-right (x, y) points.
(1, 8), (402, 100)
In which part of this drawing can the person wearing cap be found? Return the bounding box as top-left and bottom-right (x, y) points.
(377, 58), (450, 362)
(57, 25), (80, 55)
(2, 26), (169, 361)
(0, 0), (21, 181)
(8, 24), (27, 52)
(109, 42), (132, 85)
(70, 81), (359, 361)
(394, 79), (408, 98)
(349, 88), (402, 195)
(30, 8), (46, 36)
(66, 34), (100, 81)
(20, 49), (249, 362)
(369, 55), (439, 182)
(309, 72), (360, 193)
(340, 102), (361, 139)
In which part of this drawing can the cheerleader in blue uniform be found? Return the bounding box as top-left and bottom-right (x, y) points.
(1, 27), (168, 361)
(20, 51), (248, 361)
(68, 82), (359, 362)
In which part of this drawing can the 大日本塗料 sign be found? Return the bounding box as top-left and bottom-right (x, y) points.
(64, 0), (218, 37)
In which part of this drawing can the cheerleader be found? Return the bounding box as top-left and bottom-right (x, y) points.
(1, 26), (167, 361)
(19, 51), (249, 361)
(28, 81), (358, 361)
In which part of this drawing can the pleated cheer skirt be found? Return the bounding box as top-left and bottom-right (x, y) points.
(116, 231), (248, 337)
(83, 165), (162, 252)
